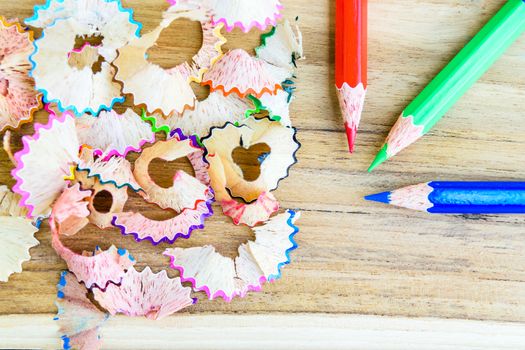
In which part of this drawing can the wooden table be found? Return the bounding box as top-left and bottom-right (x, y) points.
(1, 0), (525, 348)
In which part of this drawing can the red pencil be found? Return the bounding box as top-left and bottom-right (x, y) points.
(335, 0), (368, 153)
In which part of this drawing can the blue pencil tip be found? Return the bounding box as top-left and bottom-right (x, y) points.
(364, 191), (391, 204)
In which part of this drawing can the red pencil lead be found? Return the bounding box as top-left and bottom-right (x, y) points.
(345, 124), (357, 153)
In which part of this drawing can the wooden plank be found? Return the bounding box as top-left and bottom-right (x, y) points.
(0, 0), (524, 327)
(1, 313), (525, 350)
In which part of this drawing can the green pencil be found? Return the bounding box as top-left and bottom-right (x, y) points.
(369, 0), (525, 172)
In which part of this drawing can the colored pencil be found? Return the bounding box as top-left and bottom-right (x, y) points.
(335, 0), (367, 153)
(368, 0), (525, 171)
(365, 181), (525, 214)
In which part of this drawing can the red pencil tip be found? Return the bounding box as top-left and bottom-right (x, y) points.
(344, 124), (357, 153)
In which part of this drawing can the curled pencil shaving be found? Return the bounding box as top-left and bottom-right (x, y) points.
(133, 130), (210, 212)
(93, 266), (194, 320)
(77, 148), (142, 192)
(114, 0), (225, 116)
(75, 109), (155, 160)
(207, 0), (283, 33)
(0, 185), (39, 282)
(0, 17), (41, 132)
(202, 49), (289, 99)
(202, 117), (300, 203)
(12, 111), (80, 218)
(142, 91), (252, 138)
(112, 138), (214, 244)
(74, 170), (128, 229)
(205, 152), (279, 227)
(164, 210), (300, 302)
(2, 130), (16, 165)
(111, 199), (213, 245)
(55, 271), (108, 350)
(29, 0), (141, 114)
(50, 184), (135, 289)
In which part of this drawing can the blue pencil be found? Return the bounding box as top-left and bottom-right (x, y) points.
(365, 182), (525, 214)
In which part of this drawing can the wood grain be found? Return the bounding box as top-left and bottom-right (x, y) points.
(0, 0), (524, 328)
(2, 313), (525, 350)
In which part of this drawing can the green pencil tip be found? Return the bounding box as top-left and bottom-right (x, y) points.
(368, 145), (389, 172)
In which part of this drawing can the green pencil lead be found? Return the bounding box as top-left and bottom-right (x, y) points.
(368, 144), (388, 172)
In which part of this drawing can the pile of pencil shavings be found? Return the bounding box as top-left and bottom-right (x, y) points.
(0, 0), (304, 348)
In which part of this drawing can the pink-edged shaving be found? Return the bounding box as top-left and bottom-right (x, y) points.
(93, 266), (194, 320)
(187, 149), (212, 190)
(163, 0), (226, 82)
(52, 233), (136, 291)
(164, 210), (300, 302)
(12, 111), (80, 218)
(208, 0), (283, 33)
(50, 184), (135, 289)
(166, 0), (283, 33)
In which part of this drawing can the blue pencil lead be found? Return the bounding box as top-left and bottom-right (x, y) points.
(364, 191), (391, 204)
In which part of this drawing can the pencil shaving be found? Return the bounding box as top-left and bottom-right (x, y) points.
(143, 91), (252, 137)
(75, 109), (155, 160)
(205, 153), (279, 227)
(74, 170), (129, 229)
(202, 117), (300, 203)
(255, 19), (304, 71)
(77, 148), (142, 192)
(164, 210), (300, 302)
(0, 17), (41, 132)
(114, 0), (224, 115)
(12, 111), (80, 218)
(29, 0), (141, 115)
(55, 271), (108, 350)
(205, 0), (283, 33)
(50, 185), (135, 289)
(0, 185), (39, 282)
(202, 49), (289, 98)
(93, 266), (194, 320)
(254, 90), (293, 127)
(133, 130), (210, 212)
(112, 199), (213, 245)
